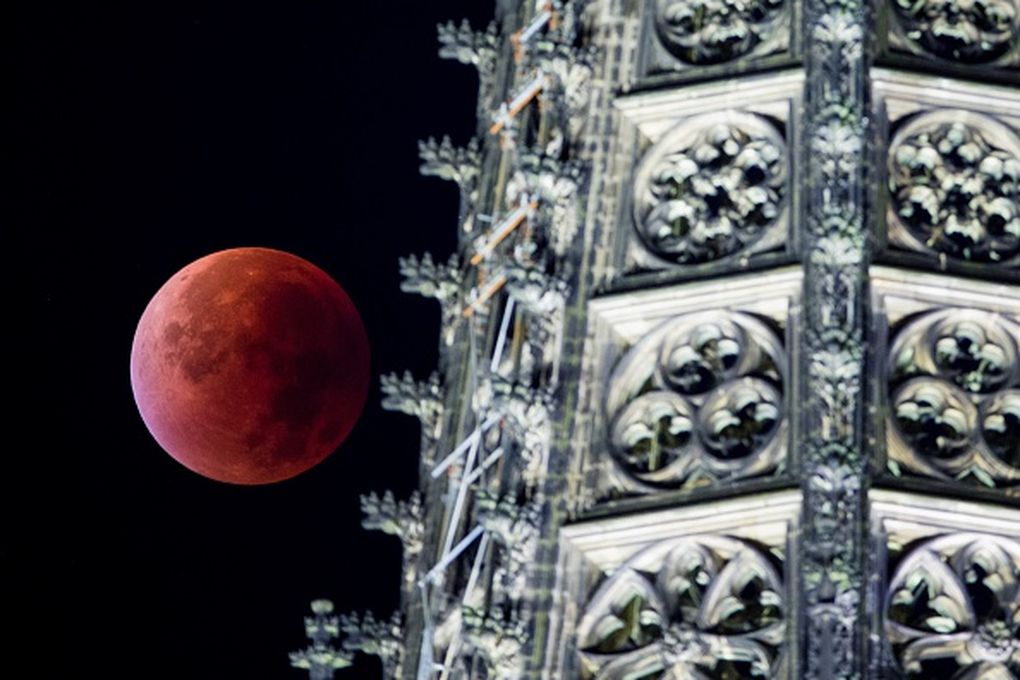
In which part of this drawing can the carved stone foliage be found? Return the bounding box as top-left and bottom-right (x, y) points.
(885, 533), (1020, 679)
(461, 606), (529, 680)
(437, 19), (499, 113)
(652, 0), (789, 65)
(605, 310), (787, 492)
(505, 150), (586, 263)
(800, 0), (868, 673)
(419, 136), (481, 187)
(889, 0), (1020, 64)
(360, 490), (424, 550)
(289, 599), (353, 680)
(576, 535), (786, 679)
(632, 112), (788, 266)
(504, 262), (570, 315)
(529, 38), (596, 147)
(399, 252), (462, 302)
(398, 252), (463, 344)
(475, 490), (540, 554)
(380, 371), (444, 458)
(419, 136), (481, 234)
(887, 111), (1020, 265)
(360, 490), (425, 591)
(887, 308), (1020, 490)
(476, 374), (555, 487)
(338, 611), (405, 680)
(475, 490), (540, 600)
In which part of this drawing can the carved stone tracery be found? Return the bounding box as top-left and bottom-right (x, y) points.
(890, 0), (1020, 64)
(885, 533), (1020, 679)
(605, 311), (787, 492)
(653, 0), (789, 65)
(576, 535), (787, 679)
(632, 112), (788, 266)
(888, 308), (1020, 490)
(311, 1), (1020, 679)
(887, 111), (1020, 265)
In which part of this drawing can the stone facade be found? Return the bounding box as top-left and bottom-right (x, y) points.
(292, 1), (1019, 678)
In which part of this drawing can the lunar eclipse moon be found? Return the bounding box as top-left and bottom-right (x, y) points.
(130, 247), (370, 484)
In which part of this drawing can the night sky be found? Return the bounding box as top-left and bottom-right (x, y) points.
(14, 2), (491, 676)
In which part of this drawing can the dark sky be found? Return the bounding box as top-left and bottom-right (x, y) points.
(14, 2), (491, 676)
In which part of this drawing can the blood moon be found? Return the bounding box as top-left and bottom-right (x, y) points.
(130, 248), (369, 484)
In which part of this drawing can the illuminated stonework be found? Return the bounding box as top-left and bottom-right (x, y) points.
(577, 535), (786, 679)
(872, 492), (1020, 680)
(632, 112), (788, 265)
(888, 308), (1020, 488)
(890, 0), (1020, 64)
(562, 492), (799, 680)
(653, 0), (789, 65)
(292, 2), (1020, 679)
(886, 533), (1020, 678)
(887, 111), (1020, 264)
(606, 310), (786, 489)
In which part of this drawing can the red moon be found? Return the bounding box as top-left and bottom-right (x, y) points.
(130, 247), (370, 484)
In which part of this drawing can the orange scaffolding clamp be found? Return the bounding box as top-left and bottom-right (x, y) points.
(461, 272), (508, 318)
(509, 2), (556, 62)
(469, 197), (539, 266)
(489, 70), (545, 135)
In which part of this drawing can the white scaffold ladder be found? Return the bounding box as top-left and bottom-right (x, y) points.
(416, 292), (521, 678)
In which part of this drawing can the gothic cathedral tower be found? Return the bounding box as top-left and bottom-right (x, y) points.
(292, 1), (1019, 678)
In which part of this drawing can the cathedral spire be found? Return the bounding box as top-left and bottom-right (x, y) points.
(297, 0), (1020, 677)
